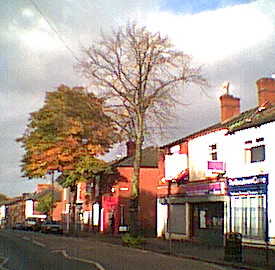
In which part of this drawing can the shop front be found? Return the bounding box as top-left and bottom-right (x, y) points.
(191, 201), (224, 245)
(169, 180), (227, 245)
(227, 174), (268, 242)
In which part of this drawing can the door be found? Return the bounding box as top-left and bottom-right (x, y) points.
(192, 202), (224, 246)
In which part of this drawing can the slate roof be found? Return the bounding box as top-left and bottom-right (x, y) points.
(161, 103), (275, 148)
(226, 104), (275, 133)
(113, 147), (159, 168)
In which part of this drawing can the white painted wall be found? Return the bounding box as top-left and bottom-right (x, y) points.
(25, 200), (33, 218)
(157, 198), (167, 237)
(0, 205), (5, 220)
(188, 130), (227, 181)
(165, 153), (188, 180)
(225, 122), (275, 242)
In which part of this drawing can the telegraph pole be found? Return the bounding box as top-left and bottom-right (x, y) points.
(50, 170), (54, 221)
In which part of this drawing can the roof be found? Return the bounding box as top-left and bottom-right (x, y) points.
(226, 104), (275, 133)
(113, 147), (159, 168)
(32, 189), (62, 201)
(161, 103), (275, 148)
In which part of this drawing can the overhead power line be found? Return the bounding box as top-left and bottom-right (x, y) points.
(28, 0), (81, 62)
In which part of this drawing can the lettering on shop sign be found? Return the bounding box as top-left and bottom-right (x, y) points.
(185, 182), (225, 196)
(227, 174), (268, 196)
(228, 175), (267, 186)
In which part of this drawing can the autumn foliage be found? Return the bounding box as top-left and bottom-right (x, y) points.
(17, 85), (119, 179)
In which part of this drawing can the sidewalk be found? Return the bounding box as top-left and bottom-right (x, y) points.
(77, 232), (275, 270)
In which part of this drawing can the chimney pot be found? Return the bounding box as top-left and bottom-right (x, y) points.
(256, 77), (275, 106)
(220, 94), (240, 122)
(126, 141), (136, 157)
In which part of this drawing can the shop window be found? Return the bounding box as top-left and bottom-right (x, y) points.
(209, 144), (218, 161)
(231, 196), (265, 239)
(199, 210), (207, 229)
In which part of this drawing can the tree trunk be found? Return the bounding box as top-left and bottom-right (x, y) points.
(130, 115), (144, 236)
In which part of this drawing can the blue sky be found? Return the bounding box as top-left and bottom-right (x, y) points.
(0, 0), (274, 197)
(161, 0), (255, 13)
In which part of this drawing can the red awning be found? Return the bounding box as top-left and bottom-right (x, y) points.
(161, 168), (189, 183)
(174, 168), (189, 182)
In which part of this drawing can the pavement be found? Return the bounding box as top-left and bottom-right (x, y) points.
(74, 232), (275, 270)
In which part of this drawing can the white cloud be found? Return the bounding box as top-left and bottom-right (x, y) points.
(8, 19), (64, 53)
(22, 8), (35, 18)
(144, 0), (274, 63)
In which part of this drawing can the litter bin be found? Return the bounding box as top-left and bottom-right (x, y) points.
(224, 232), (242, 263)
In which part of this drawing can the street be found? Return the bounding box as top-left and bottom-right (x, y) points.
(0, 231), (97, 270)
(0, 230), (238, 270)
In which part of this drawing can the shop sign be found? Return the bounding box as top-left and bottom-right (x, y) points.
(207, 161), (225, 175)
(185, 181), (225, 196)
(227, 174), (268, 196)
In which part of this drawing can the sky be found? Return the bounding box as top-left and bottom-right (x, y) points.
(0, 0), (274, 197)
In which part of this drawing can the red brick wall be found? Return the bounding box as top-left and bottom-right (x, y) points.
(220, 94), (240, 122)
(113, 166), (160, 236)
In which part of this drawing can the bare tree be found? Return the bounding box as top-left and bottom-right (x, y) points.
(77, 22), (207, 235)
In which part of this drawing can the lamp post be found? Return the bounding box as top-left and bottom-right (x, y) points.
(166, 179), (172, 254)
(48, 170), (55, 221)
(265, 179), (269, 265)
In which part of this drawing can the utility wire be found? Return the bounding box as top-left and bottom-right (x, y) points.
(28, 0), (81, 62)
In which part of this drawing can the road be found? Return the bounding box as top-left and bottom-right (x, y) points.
(0, 230), (237, 270)
(0, 231), (97, 270)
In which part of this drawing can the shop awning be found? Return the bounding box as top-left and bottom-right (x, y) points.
(160, 168), (189, 184)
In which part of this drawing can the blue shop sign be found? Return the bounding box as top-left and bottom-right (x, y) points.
(227, 174), (268, 196)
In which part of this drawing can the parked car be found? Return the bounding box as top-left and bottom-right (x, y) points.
(24, 217), (43, 231)
(12, 223), (24, 230)
(41, 220), (63, 234)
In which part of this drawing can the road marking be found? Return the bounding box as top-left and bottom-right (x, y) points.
(22, 236), (30, 241)
(32, 240), (46, 248)
(51, 249), (106, 270)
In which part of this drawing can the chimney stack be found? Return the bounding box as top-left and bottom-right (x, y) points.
(126, 141), (136, 157)
(256, 77), (275, 106)
(220, 94), (240, 122)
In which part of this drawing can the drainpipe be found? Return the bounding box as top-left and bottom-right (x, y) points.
(265, 179), (269, 265)
(167, 180), (172, 254)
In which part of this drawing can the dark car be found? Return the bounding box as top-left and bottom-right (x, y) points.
(41, 220), (63, 234)
(24, 217), (43, 231)
(12, 223), (24, 230)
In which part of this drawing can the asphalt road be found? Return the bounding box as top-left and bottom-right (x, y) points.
(0, 231), (97, 270)
(0, 230), (237, 270)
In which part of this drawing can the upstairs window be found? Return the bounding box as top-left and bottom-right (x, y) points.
(244, 138), (265, 163)
(209, 144), (218, 161)
(251, 145), (265, 163)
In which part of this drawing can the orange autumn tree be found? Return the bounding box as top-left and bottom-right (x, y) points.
(17, 85), (120, 217)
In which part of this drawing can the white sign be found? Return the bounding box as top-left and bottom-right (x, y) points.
(165, 153), (187, 180)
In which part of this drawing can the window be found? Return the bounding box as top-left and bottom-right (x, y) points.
(231, 196), (265, 239)
(244, 138), (265, 163)
(209, 144), (218, 161)
(251, 145), (265, 163)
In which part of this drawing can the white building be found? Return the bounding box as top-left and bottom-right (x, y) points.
(0, 204), (6, 227)
(157, 76), (275, 246)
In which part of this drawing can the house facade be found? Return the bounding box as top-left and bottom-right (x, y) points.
(158, 76), (275, 246)
(157, 128), (228, 245)
(100, 145), (160, 236)
(71, 144), (161, 236)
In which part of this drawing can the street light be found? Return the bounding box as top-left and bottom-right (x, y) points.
(166, 179), (172, 254)
(48, 169), (55, 221)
